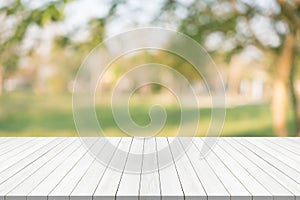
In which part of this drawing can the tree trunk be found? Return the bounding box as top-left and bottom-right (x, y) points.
(271, 33), (295, 137)
(289, 63), (300, 136)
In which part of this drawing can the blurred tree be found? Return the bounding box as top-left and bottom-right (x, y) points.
(76, 0), (299, 136)
(0, 0), (71, 95)
(45, 0), (125, 94)
(273, 0), (300, 136)
(155, 0), (300, 136)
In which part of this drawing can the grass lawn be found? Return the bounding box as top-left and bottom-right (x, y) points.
(0, 92), (296, 137)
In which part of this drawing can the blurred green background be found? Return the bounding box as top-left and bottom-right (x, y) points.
(0, 92), (296, 136)
(0, 0), (300, 137)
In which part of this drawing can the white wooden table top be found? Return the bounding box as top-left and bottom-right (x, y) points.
(0, 137), (299, 200)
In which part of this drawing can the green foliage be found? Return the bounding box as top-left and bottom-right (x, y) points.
(2, 52), (18, 77)
(0, 0), (71, 77)
(172, 0), (293, 61)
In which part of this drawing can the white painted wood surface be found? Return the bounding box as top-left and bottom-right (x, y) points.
(0, 137), (299, 200)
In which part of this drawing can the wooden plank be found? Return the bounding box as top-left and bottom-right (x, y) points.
(116, 138), (144, 199)
(0, 138), (38, 165)
(0, 138), (73, 200)
(194, 138), (251, 200)
(0, 138), (13, 147)
(283, 138), (300, 150)
(208, 139), (272, 200)
(0, 137), (298, 200)
(241, 138), (300, 184)
(254, 138), (300, 162)
(266, 138), (300, 156)
(48, 138), (107, 200)
(0, 138), (65, 185)
(221, 138), (294, 200)
(232, 138), (300, 198)
(0, 138), (55, 175)
(168, 137), (206, 200)
(5, 138), (85, 200)
(70, 138), (120, 200)
(139, 137), (161, 199)
(0, 138), (34, 158)
(27, 138), (101, 200)
(156, 137), (184, 199)
(179, 138), (229, 200)
(93, 138), (130, 200)
(287, 137), (300, 145)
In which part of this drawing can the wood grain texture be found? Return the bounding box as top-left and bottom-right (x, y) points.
(0, 137), (298, 200)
